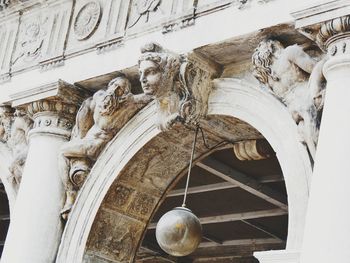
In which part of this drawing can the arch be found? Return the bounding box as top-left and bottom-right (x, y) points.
(57, 78), (312, 262)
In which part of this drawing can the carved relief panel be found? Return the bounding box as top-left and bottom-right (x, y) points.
(11, 0), (72, 72)
(0, 14), (19, 81)
(65, 0), (130, 55)
(126, 0), (194, 34)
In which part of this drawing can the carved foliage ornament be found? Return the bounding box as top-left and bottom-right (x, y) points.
(74, 1), (102, 40)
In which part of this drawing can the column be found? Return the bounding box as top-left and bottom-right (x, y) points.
(295, 12), (350, 263)
(1, 81), (86, 263)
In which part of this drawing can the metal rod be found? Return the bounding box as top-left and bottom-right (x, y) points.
(182, 126), (200, 207)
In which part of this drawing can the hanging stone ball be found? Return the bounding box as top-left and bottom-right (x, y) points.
(156, 206), (202, 256)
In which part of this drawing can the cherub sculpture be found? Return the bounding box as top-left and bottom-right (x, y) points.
(60, 74), (150, 218)
(252, 39), (326, 160)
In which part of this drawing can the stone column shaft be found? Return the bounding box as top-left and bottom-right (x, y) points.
(298, 15), (350, 263)
(1, 81), (85, 263)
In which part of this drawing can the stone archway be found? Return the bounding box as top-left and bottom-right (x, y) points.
(56, 79), (311, 263)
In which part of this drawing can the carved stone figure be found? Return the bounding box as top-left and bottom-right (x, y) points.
(0, 106), (14, 143)
(60, 74), (150, 219)
(0, 106), (33, 189)
(139, 43), (214, 130)
(7, 108), (33, 187)
(252, 39), (326, 160)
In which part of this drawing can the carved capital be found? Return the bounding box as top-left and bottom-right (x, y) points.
(8, 80), (90, 139)
(27, 100), (77, 138)
(293, 1), (350, 54)
(316, 16), (350, 49)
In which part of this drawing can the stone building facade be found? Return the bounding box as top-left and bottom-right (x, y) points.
(0, 0), (349, 262)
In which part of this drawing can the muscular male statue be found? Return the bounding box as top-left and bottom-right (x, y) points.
(60, 75), (150, 218)
(252, 39), (326, 160)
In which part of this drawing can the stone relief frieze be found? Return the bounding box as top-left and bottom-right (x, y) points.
(0, 15), (19, 81)
(88, 210), (144, 262)
(0, 105), (33, 191)
(252, 39), (326, 161)
(11, 1), (73, 71)
(138, 43), (217, 130)
(127, 0), (193, 32)
(12, 15), (48, 67)
(59, 74), (151, 219)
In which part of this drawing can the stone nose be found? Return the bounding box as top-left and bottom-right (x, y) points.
(140, 72), (147, 84)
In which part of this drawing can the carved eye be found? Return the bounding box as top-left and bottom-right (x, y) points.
(149, 69), (157, 75)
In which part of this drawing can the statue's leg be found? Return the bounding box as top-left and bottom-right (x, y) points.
(58, 150), (77, 220)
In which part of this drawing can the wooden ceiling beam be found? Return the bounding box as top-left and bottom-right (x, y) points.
(241, 219), (285, 241)
(148, 208), (287, 229)
(197, 158), (288, 210)
(198, 238), (283, 248)
(168, 182), (237, 197)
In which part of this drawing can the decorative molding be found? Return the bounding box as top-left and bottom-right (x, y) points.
(10, 79), (90, 107)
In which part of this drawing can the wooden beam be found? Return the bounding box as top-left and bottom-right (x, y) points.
(168, 182), (237, 197)
(167, 175), (283, 198)
(140, 246), (177, 263)
(197, 158), (288, 210)
(241, 219), (285, 241)
(148, 208), (287, 229)
(198, 238), (283, 248)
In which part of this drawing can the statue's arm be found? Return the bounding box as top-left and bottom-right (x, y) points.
(308, 58), (327, 110)
(71, 97), (95, 139)
(285, 45), (317, 74)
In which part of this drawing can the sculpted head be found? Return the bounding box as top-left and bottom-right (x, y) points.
(99, 75), (131, 115)
(138, 43), (180, 97)
(252, 39), (284, 88)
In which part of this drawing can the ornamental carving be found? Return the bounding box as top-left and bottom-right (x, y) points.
(12, 16), (48, 66)
(252, 39), (327, 161)
(73, 1), (101, 40)
(59, 74), (151, 219)
(138, 43), (216, 130)
(129, 0), (162, 28)
(0, 106), (33, 190)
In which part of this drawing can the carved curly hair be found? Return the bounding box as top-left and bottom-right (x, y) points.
(138, 42), (187, 97)
(252, 39), (283, 87)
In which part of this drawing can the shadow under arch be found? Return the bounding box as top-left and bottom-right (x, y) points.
(0, 143), (16, 215)
(57, 78), (312, 263)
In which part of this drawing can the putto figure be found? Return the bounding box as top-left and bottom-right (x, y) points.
(252, 39), (326, 160)
(60, 74), (150, 219)
(138, 42), (193, 130)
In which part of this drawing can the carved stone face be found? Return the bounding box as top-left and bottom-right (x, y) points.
(98, 77), (130, 115)
(139, 60), (162, 96)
